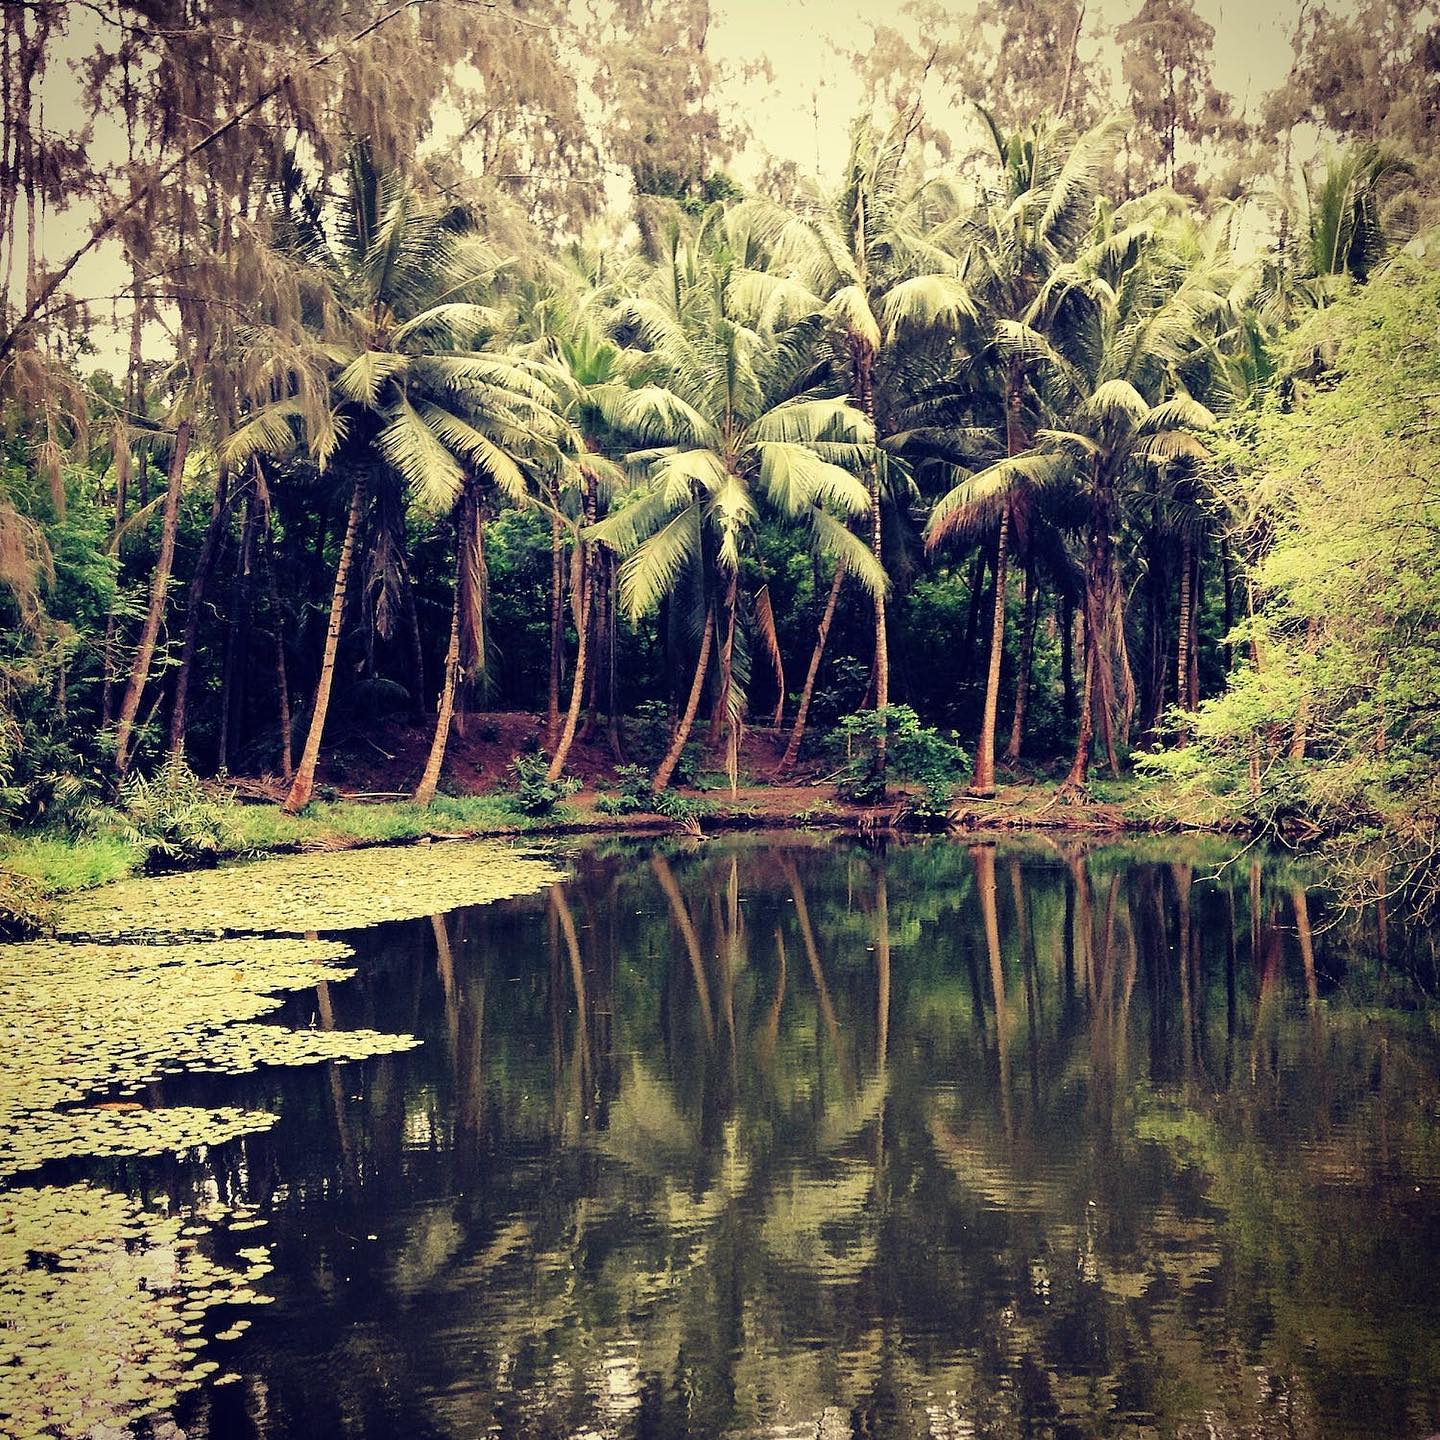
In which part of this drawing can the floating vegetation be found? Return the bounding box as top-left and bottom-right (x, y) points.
(60, 839), (563, 938)
(0, 1184), (259, 1438)
(0, 838), (561, 1435)
(0, 935), (423, 1178)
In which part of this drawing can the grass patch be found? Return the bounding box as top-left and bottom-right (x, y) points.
(0, 834), (138, 894)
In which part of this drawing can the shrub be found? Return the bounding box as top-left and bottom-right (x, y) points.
(830, 706), (968, 821)
(116, 759), (237, 870)
(595, 764), (708, 824)
(504, 752), (580, 816)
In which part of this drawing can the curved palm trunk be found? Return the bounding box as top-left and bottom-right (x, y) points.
(652, 609), (714, 793)
(114, 415), (192, 775)
(167, 466), (232, 763)
(283, 477), (363, 814)
(1004, 570), (1036, 766)
(971, 504), (1010, 796)
(546, 535), (592, 782)
(974, 369), (1027, 794)
(414, 556), (462, 807)
(775, 561), (844, 776)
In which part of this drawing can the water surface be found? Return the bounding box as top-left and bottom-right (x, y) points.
(112, 833), (1440, 1439)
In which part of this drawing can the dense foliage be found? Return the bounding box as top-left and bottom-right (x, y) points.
(1143, 256), (1440, 910)
(1, 0), (1437, 909)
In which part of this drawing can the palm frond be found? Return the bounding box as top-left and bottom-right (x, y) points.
(377, 397), (465, 512)
(617, 504), (702, 619)
(926, 452), (1072, 548)
(335, 350), (409, 407)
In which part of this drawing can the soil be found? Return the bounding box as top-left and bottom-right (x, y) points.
(247, 710), (1138, 836)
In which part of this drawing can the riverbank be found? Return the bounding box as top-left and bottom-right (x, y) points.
(0, 769), (1209, 940)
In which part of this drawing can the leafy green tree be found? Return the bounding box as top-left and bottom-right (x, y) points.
(226, 154), (565, 812)
(591, 222), (884, 792)
(1147, 255), (1440, 914)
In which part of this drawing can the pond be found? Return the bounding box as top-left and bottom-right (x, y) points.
(8, 832), (1440, 1440)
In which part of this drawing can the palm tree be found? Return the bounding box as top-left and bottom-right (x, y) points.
(591, 223), (885, 793)
(750, 118), (975, 725)
(1260, 142), (1415, 326)
(531, 322), (632, 781)
(225, 152), (563, 812)
(922, 112), (1125, 796)
(1030, 207), (1234, 792)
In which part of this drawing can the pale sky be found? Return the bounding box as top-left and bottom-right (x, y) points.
(710, 0), (1304, 185)
(34, 0), (1319, 371)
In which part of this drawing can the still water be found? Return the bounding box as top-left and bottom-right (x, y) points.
(133, 834), (1440, 1439)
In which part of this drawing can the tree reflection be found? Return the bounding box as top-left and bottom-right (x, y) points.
(160, 835), (1440, 1440)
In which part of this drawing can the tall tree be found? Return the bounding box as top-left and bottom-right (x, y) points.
(592, 222), (885, 792)
(226, 155), (564, 811)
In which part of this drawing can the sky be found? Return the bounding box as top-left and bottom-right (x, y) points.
(708, 0), (1307, 185)
(33, 0), (1321, 370)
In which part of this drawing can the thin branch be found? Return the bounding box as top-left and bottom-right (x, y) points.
(0, 0), (539, 361)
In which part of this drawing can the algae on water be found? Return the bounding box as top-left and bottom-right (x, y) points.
(0, 1184), (267, 1439)
(0, 935), (419, 1177)
(0, 836), (563, 1437)
(59, 838), (563, 937)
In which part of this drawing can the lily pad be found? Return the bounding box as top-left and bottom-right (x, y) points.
(59, 840), (562, 937)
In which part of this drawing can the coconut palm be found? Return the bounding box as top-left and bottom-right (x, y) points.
(922, 111), (1125, 796)
(743, 118), (975, 729)
(224, 151), (565, 812)
(591, 223), (886, 793)
(1027, 205), (1236, 791)
(527, 321), (633, 781)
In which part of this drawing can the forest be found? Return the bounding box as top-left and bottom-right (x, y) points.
(1, 0), (1438, 923)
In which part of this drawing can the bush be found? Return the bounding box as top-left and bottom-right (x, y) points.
(504, 752), (580, 816)
(624, 701), (702, 786)
(830, 706), (968, 821)
(116, 759), (237, 870)
(595, 764), (708, 824)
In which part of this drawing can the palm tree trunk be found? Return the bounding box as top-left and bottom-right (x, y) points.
(1175, 532), (1193, 748)
(546, 507), (563, 748)
(970, 503), (1009, 797)
(652, 609), (714, 793)
(114, 415), (192, 775)
(1187, 547), (1202, 712)
(1063, 611), (1096, 793)
(253, 462), (293, 778)
(1004, 569), (1036, 766)
(604, 550), (623, 760)
(775, 561), (844, 776)
(283, 477), (363, 814)
(717, 574), (740, 797)
(546, 532), (592, 782)
(853, 346), (888, 714)
(166, 466), (232, 763)
(414, 552), (462, 806)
